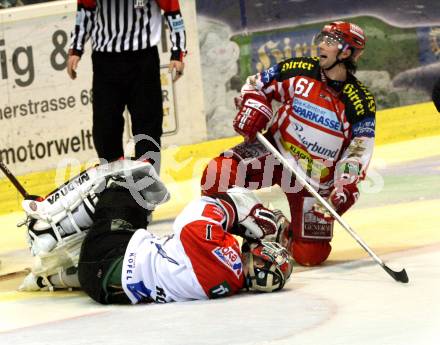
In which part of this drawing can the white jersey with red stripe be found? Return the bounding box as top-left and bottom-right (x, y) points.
(242, 56), (376, 191)
(121, 196), (244, 304)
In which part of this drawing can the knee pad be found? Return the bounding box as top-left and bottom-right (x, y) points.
(201, 157), (239, 195)
(291, 240), (331, 266)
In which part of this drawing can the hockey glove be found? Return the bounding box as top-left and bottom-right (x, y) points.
(233, 94), (273, 141)
(272, 209), (292, 249)
(313, 177), (360, 221)
(217, 187), (278, 240)
(331, 159), (361, 215)
(235, 204), (278, 240)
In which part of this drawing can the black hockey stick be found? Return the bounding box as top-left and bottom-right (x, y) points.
(0, 160), (30, 198)
(257, 133), (409, 283)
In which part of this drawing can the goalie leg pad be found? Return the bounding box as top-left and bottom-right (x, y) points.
(22, 159), (166, 256)
(19, 232), (86, 291)
(19, 266), (80, 291)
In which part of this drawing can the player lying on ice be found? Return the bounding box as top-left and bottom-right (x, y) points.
(19, 159), (294, 304)
(201, 21), (376, 267)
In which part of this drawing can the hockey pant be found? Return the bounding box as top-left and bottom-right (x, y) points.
(78, 185), (151, 304)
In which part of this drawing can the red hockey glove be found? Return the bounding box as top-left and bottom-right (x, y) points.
(330, 179), (359, 216)
(238, 204), (278, 240)
(233, 94), (273, 141)
(234, 95), (243, 109)
(269, 209), (292, 248)
(218, 187), (279, 240)
(313, 159), (362, 221)
(313, 178), (360, 221)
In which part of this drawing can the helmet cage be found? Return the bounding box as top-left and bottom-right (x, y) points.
(243, 241), (293, 293)
(246, 257), (285, 292)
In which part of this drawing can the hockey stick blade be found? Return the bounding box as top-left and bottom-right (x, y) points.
(0, 268), (31, 281)
(383, 265), (409, 283)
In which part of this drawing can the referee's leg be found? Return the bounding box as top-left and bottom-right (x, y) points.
(92, 52), (127, 162)
(127, 47), (163, 165)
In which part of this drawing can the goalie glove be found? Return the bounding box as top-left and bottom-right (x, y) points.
(233, 93), (273, 141)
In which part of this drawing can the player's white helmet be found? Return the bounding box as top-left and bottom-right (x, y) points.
(242, 240), (294, 292)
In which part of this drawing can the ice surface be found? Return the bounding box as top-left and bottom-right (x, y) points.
(1, 138), (439, 344)
(0, 247), (438, 345)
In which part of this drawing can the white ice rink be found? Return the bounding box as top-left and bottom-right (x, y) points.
(0, 244), (438, 345)
(1, 137), (439, 344)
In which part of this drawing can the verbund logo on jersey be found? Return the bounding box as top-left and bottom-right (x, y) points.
(297, 133), (339, 159)
(212, 247), (242, 279)
(292, 98), (341, 132)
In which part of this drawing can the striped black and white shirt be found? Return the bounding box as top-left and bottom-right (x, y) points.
(70, 0), (186, 61)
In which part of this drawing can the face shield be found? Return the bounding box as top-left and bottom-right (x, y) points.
(313, 32), (345, 50)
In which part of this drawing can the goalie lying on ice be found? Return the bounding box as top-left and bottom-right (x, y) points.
(19, 160), (294, 304)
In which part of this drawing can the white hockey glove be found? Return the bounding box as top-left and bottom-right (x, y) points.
(225, 187), (278, 240)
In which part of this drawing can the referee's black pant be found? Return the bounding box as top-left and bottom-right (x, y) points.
(92, 46), (163, 163)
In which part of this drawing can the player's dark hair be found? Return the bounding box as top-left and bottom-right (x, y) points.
(342, 48), (358, 74)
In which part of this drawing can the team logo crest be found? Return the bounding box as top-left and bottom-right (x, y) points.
(212, 246), (242, 279)
(29, 201), (37, 211)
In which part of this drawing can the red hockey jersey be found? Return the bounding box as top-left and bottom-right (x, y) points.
(241, 56), (376, 191)
(122, 196), (244, 303)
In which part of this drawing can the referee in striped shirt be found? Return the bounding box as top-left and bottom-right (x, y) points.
(67, 0), (186, 165)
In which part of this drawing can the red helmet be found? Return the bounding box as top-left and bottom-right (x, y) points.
(320, 21), (366, 57)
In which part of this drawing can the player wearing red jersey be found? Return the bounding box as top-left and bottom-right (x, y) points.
(19, 160), (294, 304)
(201, 21), (376, 266)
